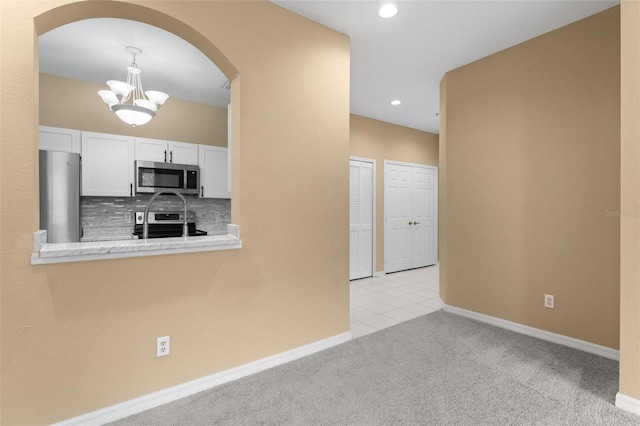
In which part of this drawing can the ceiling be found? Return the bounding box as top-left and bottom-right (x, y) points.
(271, 0), (618, 133)
(39, 1), (619, 134)
(39, 18), (230, 108)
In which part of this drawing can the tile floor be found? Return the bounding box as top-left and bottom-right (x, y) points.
(350, 264), (441, 338)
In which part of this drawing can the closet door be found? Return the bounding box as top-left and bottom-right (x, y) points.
(350, 160), (374, 280)
(385, 162), (438, 273)
(385, 163), (413, 273)
(412, 167), (438, 268)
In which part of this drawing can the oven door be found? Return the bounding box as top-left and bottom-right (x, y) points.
(135, 161), (198, 194)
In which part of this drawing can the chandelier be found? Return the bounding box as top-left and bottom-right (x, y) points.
(98, 46), (169, 127)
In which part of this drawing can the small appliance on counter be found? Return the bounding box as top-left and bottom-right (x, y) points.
(132, 210), (208, 239)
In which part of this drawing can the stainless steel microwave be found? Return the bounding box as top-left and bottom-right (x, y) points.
(135, 161), (200, 195)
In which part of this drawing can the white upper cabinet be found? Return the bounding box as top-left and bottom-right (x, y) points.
(198, 145), (230, 199)
(168, 141), (198, 165)
(134, 138), (198, 165)
(81, 132), (135, 197)
(39, 126), (81, 153)
(134, 137), (167, 163)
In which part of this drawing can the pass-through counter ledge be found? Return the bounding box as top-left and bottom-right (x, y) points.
(31, 224), (241, 264)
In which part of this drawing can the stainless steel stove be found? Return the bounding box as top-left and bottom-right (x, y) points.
(132, 210), (208, 239)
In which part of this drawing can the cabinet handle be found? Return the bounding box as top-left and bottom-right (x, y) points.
(170, 150), (173, 163)
(164, 150), (167, 162)
(201, 186), (204, 197)
(130, 183), (133, 196)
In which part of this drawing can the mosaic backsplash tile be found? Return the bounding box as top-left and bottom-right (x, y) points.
(81, 194), (231, 241)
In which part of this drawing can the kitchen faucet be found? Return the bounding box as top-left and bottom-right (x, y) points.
(143, 191), (188, 239)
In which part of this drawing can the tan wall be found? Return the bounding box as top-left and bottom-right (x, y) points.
(620, 0), (640, 401)
(349, 114), (438, 272)
(438, 77), (447, 302)
(440, 7), (620, 348)
(0, 1), (350, 424)
(40, 73), (229, 146)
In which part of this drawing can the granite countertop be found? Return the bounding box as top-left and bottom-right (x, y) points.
(31, 225), (241, 264)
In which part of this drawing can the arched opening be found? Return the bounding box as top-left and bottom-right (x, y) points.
(35, 1), (238, 243)
(34, 1), (237, 80)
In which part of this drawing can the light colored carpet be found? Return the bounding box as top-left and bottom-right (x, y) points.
(110, 310), (640, 425)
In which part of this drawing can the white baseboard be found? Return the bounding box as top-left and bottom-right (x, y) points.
(374, 271), (385, 277)
(443, 304), (619, 361)
(616, 393), (640, 416)
(53, 332), (352, 426)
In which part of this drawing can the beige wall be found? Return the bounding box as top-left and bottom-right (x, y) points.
(0, 1), (350, 424)
(438, 76), (447, 303)
(350, 114), (438, 272)
(40, 73), (229, 146)
(620, 0), (640, 402)
(440, 7), (620, 348)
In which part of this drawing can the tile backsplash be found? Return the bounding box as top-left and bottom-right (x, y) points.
(81, 194), (231, 241)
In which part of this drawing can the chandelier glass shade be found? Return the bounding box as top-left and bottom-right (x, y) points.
(98, 46), (169, 127)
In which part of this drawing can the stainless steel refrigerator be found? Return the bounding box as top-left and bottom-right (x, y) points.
(39, 150), (81, 243)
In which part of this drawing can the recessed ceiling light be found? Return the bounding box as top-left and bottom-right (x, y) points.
(379, 4), (398, 18)
(390, 99), (402, 106)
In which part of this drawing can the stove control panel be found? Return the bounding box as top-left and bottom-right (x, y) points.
(135, 211), (196, 225)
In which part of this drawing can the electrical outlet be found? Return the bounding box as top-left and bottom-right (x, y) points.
(157, 336), (170, 357)
(544, 294), (555, 309)
(124, 211), (132, 221)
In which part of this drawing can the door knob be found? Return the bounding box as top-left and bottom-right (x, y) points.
(409, 221), (414, 225)
(415, 221), (420, 225)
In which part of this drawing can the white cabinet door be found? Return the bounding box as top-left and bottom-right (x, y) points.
(385, 162), (438, 273)
(350, 160), (374, 280)
(135, 137), (168, 163)
(168, 141), (199, 165)
(198, 145), (230, 198)
(39, 126), (81, 153)
(82, 132), (135, 197)
(134, 138), (198, 165)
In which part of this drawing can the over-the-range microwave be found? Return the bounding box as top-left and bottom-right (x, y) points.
(135, 160), (200, 195)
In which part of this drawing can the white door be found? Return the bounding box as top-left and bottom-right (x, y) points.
(385, 162), (437, 273)
(350, 159), (374, 280)
(385, 164), (413, 273)
(412, 167), (438, 267)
